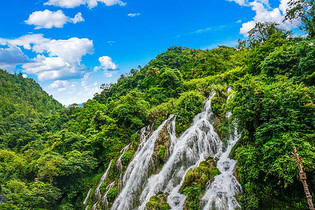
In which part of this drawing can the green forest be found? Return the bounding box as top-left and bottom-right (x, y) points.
(0, 1), (314, 209)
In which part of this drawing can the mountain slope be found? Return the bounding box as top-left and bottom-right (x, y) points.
(0, 69), (64, 148)
(0, 23), (314, 210)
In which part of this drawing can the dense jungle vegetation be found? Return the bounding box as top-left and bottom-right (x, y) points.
(0, 1), (314, 209)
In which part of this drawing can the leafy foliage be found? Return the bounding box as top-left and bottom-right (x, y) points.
(0, 20), (314, 209)
(286, 0), (315, 37)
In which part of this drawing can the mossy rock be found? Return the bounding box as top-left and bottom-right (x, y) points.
(107, 187), (118, 203)
(121, 150), (134, 167)
(211, 92), (227, 121)
(146, 193), (171, 210)
(210, 167), (220, 177)
(158, 145), (166, 163)
(152, 122), (172, 173)
(100, 182), (107, 194)
(179, 158), (221, 210)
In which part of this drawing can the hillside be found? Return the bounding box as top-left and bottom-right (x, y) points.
(0, 22), (314, 210)
(0, 70), (64, 149)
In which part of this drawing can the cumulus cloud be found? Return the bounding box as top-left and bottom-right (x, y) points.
(99, 56), (117, 70)
(25, 10), (84, 29)
(226, 0), (249, 6)
(128, 13), (141, 17)
(21, 55), (83, 81)
(0, 46), (29, 71)
(230, 0), (299, 36)
(0, 46), (28, 65)
(47, 80), (71, 92)
(71, 12), (84, 24)
(45, 72), (101, 105)
(0, 34), (93, 81)
(94, 56), (118, 77)
(44, 0), (126, 9)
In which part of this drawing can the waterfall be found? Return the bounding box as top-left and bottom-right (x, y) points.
(83, 188), (92, 205)
(102, 181), (116, 208)
(200, 87), (242, 210)
(138, 93), (222, 210)
(201, 114), (242, 210)
(116, 144), (130, 192)
(92, 159), (113, 209)
(111, 116), (174, 210)
(111, 92), (242, 210)
(91, 202), (98, 210)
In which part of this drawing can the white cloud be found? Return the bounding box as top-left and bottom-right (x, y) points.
(99, 56), (117, 70)
(226, 0), (248, 6)
(236, 0), (299, 36)
(25, 10), (84, 29)
(94, 56), (118, 77)
(240, 20), (256, 35)
(0, 34), (93, 81)
(45, 72), (101, 105)
(71, 12), (84, 24)
(226, 0), (269, 6)
(99, 0), (126, 6)
(23, 55), (68, 74)
(44, 0), (85, 8)
(47, 80), (70, 92)
(0, 46), (28, 65)
(21, 55), (82, 81)
(128, 13), (141, 17)
(81, 72), (99, 93)
(44, 0), (126, 9)
(0, 45), (29, 72)
(1, 34), (94, 65)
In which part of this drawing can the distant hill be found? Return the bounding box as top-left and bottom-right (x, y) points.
(0, 69), (64, 148)
(65, 103), (84, 108)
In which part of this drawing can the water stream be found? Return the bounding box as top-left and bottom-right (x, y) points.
(92, 159), (113, 209)
(83, 188), (92, 206)
(111, 93), (242, 210)
(201, 117), (242, 210)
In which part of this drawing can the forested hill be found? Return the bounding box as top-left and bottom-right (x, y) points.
(0, 22), (314, 210)
(0, 69), (64, 148)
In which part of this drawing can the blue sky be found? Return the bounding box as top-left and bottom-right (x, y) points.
(0, 0), (298, 105)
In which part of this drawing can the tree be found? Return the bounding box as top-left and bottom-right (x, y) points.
(37, 153), (64, 183)
(111, 90), (149, 131)
(247, 22), (288, 48)
(286, 0), (315, 37)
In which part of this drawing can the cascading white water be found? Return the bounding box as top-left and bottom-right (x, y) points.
(139, 93), (222, 210)
(91, 202), (98, 210)
(83, 188), (92, 206)
(111, 116), (174, 210)
(116, 144), (130, 192)
(112, 92), (242, 210)
(92, 159), (113, 209)
(201, 116), (242, 210)
(116, 144), (131, 171)
(102, 181), (116, 207)
(201, 87), (242, 210)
